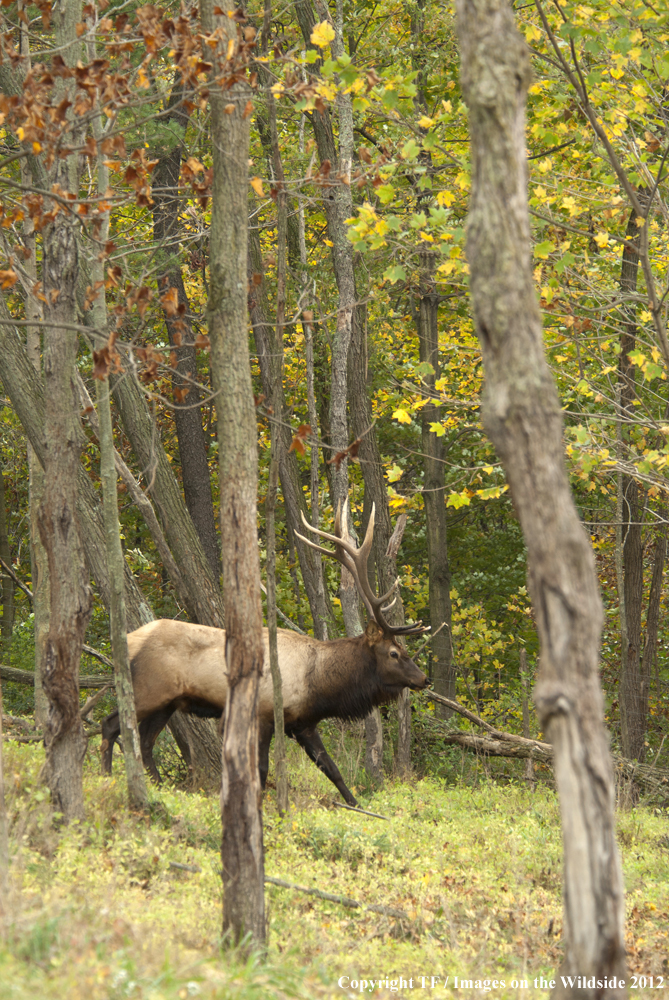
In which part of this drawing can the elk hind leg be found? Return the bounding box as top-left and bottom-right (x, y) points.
(101, 710), (120, 775)
(293, 724), (357, 806)
(258, 717), (274, 790)
(139, 706), (175, 783)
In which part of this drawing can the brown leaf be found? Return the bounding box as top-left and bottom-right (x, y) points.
(160, 287), (179, 316)
(242, 100), (253, 119)
(194, 333), (210, 351)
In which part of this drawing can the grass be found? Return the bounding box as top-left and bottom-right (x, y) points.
(0, 735), (668, 999)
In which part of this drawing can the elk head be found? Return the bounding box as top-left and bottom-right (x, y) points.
(295, 500), (429, 694)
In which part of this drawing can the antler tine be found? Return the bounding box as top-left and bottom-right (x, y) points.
(297, 501), (423, 637)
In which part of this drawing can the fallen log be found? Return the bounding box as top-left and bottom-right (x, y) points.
(424, 690), (669, 803)
(1, 665), (113, 689)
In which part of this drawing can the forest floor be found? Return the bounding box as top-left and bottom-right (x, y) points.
(0, 736), (668, 1000)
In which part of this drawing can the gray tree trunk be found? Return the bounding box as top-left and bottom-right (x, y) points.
(19, 34), (49, 729)
(0, 469), (14, 659)
(248, 221), (335, 636)
(416, 252), (454, 712)
(456, 1), (626, 994)
(151, 78), (221, 580)
(38, 0), (92, 822)
(202, 0), (265, 947)
(0, 680), (8, 916)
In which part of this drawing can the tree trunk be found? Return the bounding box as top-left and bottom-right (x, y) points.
(0, 303), (154, 633)
(263, 59), (289, 815)
(37, 0), (93, 823)
(618, 202), (648, 762)
(639, 530), (666, 763)
(456, 2), (626, 994)
(294, 0), (359, 631)
(110, 364), (224, 629)
(151, 78), (220, 580)
(248, 220), (335, 636)
(0, 679), (8, 917)
(203, 1), (265, 947)
(416, 252), (454, 712)
(0, 469), (14, 659)
(96, 377), (149, 811)
(18, 31), (49, 728)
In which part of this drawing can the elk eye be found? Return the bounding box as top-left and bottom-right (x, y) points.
(390, 649), (399, 658)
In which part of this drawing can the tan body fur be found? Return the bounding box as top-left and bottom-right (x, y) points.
(101, 617), (428, 804)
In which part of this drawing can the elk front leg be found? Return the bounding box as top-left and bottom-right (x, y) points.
(292, 724), (358, 806)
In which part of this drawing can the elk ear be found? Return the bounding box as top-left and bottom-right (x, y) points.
(364, 620), (383, 643)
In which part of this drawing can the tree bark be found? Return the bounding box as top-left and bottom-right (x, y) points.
(0, 469), (14, 660)
(0, 305), (154, 632)
(151, 77), (220, 580)
(0, 679), (8, 917)
(618, 202), (648, 762)
(416, 252), (454, 713)
(248, 220), (335, 636)
(203, 1), (265, 947)
(110, 364), (224, 630)
(19, 28), (49, 729)
(456, 1), (626, 994)
(37, 0), (93, 822)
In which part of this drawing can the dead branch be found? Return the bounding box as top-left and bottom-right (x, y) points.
(332, 801), (390, 820)
(0, 665), (114, 689)
(264, 875), (408, 919)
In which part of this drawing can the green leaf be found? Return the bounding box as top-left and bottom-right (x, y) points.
(387, 464), (404, 483)
(401, 139), (420, 161)
(534, 240), (555, 260)
(447, 490), (471, 509)
(377, 184), (395, 205)
(429, 422), (446, 437)
(383, 264), (406, 284)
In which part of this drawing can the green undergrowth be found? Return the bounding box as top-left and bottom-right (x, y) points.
(1, 739), (668, 1000)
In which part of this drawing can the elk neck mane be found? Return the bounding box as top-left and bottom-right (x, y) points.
(304, 632), (401, 723)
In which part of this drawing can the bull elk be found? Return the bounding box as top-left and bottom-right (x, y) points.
(101, 502), (428, 804)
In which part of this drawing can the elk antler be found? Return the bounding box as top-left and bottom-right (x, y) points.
(295, 500), (429, 637)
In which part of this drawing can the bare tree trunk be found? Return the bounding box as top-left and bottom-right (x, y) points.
(88, 40), (148, 811)
(639, 530), (666, 762)
(0, 470), (14, 659)
(37, 0), (93, 823)
(96, 377), (149, 811)
(618, 203), (648, 762)
(248, 222), (335, 636)
(456, 2), (626, 995)
(18, 31), (48, 729)
(203, 1), (265, 947)
(416, 252), (454, 713)
(110, 366), (224, 629)
(0, 301), (154, 633)
(151, 77), (220, 580)
(0, 680), (8, 917)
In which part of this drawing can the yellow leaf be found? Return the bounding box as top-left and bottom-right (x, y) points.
(419, 231), (434, 242)
(392, 408), (412, 425)
(594, 232), (609, 248)
(250, 176), (264, 197)
(310, 21), (335, 48)
(418, 115), (434, 128)
(436, 190), (455, 207)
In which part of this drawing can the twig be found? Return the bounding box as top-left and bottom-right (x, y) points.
(0, 558), (32, 601)
(259, 582), (307, 634)
(80, 685), (113, 720)
(332, 801), (390, 820)
(169, 861), (202, 873)
(264, 875), (408, 919)
(413, 621), (446, 656)
(82, 645), (114, 669)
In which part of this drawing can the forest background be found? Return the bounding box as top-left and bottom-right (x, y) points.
(0, 0), (668, 994)
(0, 0), (666, 779)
